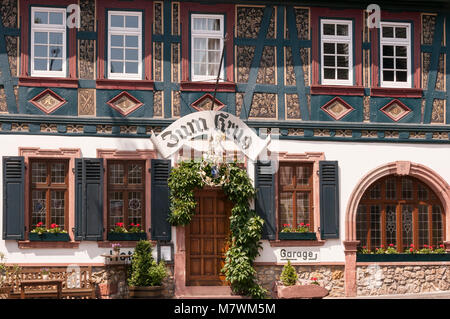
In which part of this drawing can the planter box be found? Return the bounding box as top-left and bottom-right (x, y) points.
(272, 282), (328, 299)
(357, 253), (450, 262)
(29, 232), (70, 242)
(129, 286), (164, 299)
(107, 232), (147, 241)
(278, 232), (317, 241)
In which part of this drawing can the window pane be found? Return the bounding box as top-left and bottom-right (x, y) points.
(323, 68), (335, 79)
(279, 166), (293, 187)
(323, 43), (335, 54)
(208, 38), (220, 50)
(323, 24), (335, 35)
(193, 50), (206, 63)
(336, 43), (348, 55)
(383, 58), (394, 69)
(418, 183), (429, 201)
(110, 163), (124, 184)
(125, 15), (139, 28)
(324, 55), (335, 67)
(370, 205), (381, 249)
(395, 27), (407, 39)
(279, 192), (293, 227)
(109, 192), (124, 229)
(208, 51), (220, 63)
(32, 162), (47, 183)
(34, 11), (48, 24)
(125, 36), (138, 48)
(125, 62), (138, 74)
(125, 48), (139, 61)
(336, 24), (348, 36)
(193, 63), (206, 75)
(111, 61), (123, 73)
(418, 205), (429, 248)
(208, 63), (219, 76)
(369, 183), (381, 199)
(193, 18), (207, 30)
(208, 18), (221, 31)
(396, 71), (407, 82)
(111, 35), (124, 47)
(49, 59), (62, 71)
(382, 45), (394, 57)
(385, 178), (396, 200)
(34, 59), (47, 71)
(396, 46), (407, 57)
(402, 205), (414, 250)
(50, 190), (65, 229)
(396, 58), (407, 70)
(382, 26), (394, 38)
(111, 15), (124, 27)
(49, 32), (63, 45)
(194, 38), (206, 50)
(337, 69), (349, 80)
(111, 48), (124, 60)
(31, 190), (47, 227)
(385, 205), (397, 246)
(337, 56), (349, 67)
(356, 205), (368, 248)
(128, 191), (143, 226)
(49, 46), (62, 58)
(296, 192), (310, 225)
(432, 205), (443, 247)
(34, 32), (48, 44)
(49, 12), (63, 25)
(35, 45), (48, 58)
(296, 166), (311, 186)
(128, 163), (143, 185)
(383, 70), (394, 81)
(401, 177), (413, 200)
(51, 163), (65, 183)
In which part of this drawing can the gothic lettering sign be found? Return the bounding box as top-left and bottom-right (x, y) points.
(150, 111), (271, 161)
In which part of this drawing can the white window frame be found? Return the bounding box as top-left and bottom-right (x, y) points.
(320, 19), (353, 86)
(191, 14), (225, 82)
(30, 7), (67, 78)
(380, 22), (412, 88)
(107, 11), (142, 80)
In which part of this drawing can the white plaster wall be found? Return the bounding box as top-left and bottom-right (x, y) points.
(0, 134), (449, 264)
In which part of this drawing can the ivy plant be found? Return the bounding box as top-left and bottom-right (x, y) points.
(168, 160), (267, 298)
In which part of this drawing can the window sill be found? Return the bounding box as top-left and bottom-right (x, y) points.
(98, 240), (155, 248)
(18, 241), (80, 249)
(96, 79), (154, 90)
(370, 87), (423, 98)
(310, 85), (365, 96)
(269, 240), (326, 247)
(180, 81), (236, 92)
(19, 76), (78, 88)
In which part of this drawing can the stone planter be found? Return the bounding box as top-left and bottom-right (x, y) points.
(356, 253), (450, 262)
(29, 232), (70, 242)
(272, 281), (329, 299)
(278, 232), (317, 240)
(107, 233), (147, 241)
(128, 286), (164, 299)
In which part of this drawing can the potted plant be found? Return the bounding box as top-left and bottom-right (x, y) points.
(29, 222), (70, 241)
(278, 223), (317, 240)
(41, 268), (50, 280)
(112, 243), (121, 256)
(107, 222), (147, 241)
(356, 243), (450, 262)
(128, 240), (167, 299)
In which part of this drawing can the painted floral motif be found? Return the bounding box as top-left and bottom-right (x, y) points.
(78, 89), (95, 116)
(80, 0), (95, 32)
(30, 89), (67, 114)
(153, 91), (163, 117)
(0, 86), (7, 112)
(431, 99), (445, 124)
(172, 91), (180, 117)
(380, 100), (411, 122)
(5, 36), (18, 77)
(79, 40), (95, 80)
(154, 42), (163, 82)
(286, 94), (301, 119)
(236, 7), (264, 39)
(172, 2), (180, 36)
(0, 0), (17, 28)
(172, 44), (180, 83)
(236, 46), (255, 83)
(422, 14), (436, 45)
(154, 2), (163, 35)
(256, 46), (276, 84)
(107, 92), (143, 117)
(249, 93), (277, 119)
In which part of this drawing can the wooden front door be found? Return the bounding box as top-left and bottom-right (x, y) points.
(186, 189), (232, 286)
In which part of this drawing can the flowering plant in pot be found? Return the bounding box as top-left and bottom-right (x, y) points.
(29, 222), (69, 241)
(108, 222), (147, 241)
(128, 240), (167, 299)
(41, 268), (50, 280)
(279, 223), (316, 240)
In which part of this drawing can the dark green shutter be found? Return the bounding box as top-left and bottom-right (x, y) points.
(319, 161), (340, 239)
(255, 161), (276, 240)
(2, 157), (25, 240)
(75, 158), (104, 241)
(151, 159), (171, 241)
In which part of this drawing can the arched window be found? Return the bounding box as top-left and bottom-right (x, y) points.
(356, 175), (444, 251)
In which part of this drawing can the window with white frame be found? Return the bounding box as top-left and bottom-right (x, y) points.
(380, 22), (411, 88)
(108, 11), (142, 80)
(320, 19), (353, 86)
(191, 14), (224, 82)
(31, 7), (66, 77)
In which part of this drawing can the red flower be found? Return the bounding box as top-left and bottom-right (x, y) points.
(389, 244), (394, 247)
(440, 244), (445, 248)
(116, 222), (124, 227)
(380, 245), (384, 248)
(36, 222), (43, 227)
(311, 277), (318, 281)
(130, 223), (135, 226)
(300, 222), (305, 226)
(50, 223), (57, 229)
(423, 244), (428, 248)
(410, 244), (414, 247)
(409, 248), (414, 252)
(306, 224), (310, 227)
(136, 224), (140, 227)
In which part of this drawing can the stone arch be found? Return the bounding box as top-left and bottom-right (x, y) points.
(345, 161), (450, 242)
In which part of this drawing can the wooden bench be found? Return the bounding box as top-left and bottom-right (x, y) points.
(6, 266), (96, 299)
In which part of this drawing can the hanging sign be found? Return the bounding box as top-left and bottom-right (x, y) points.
(150, 111), (271, 161)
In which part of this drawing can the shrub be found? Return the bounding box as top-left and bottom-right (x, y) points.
(128, 240), (167, 287)
(280, 261), (298, 286)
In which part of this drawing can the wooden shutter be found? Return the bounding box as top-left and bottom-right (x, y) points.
(75, 158), (104, 241)
(255, 161), (276, 240)
(319, 161), (340, 239)
(151, 159), (171, 241)
(2, 157), (25, 240)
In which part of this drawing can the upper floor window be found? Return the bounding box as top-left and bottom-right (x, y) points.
(108, 11), (142, 80)
(380, 22), (411, 88)
(191, 14), (224, 82)
(321, 19), (353, 86)
(278, 163), (314, 231)
(31, 7), (66, 77)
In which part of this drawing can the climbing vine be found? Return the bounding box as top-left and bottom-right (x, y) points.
(168, 161), (267, 298)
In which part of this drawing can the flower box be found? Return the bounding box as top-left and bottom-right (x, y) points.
(278, 232), (317, 241)
(29, 232), (70, 242)
(107, 232), (147, 241)
(356, 253), (450, 262)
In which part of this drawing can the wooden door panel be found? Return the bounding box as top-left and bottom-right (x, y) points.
(186, 189), (231, 286)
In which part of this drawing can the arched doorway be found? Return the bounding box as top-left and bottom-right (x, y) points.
(356, 175), (444, 252)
